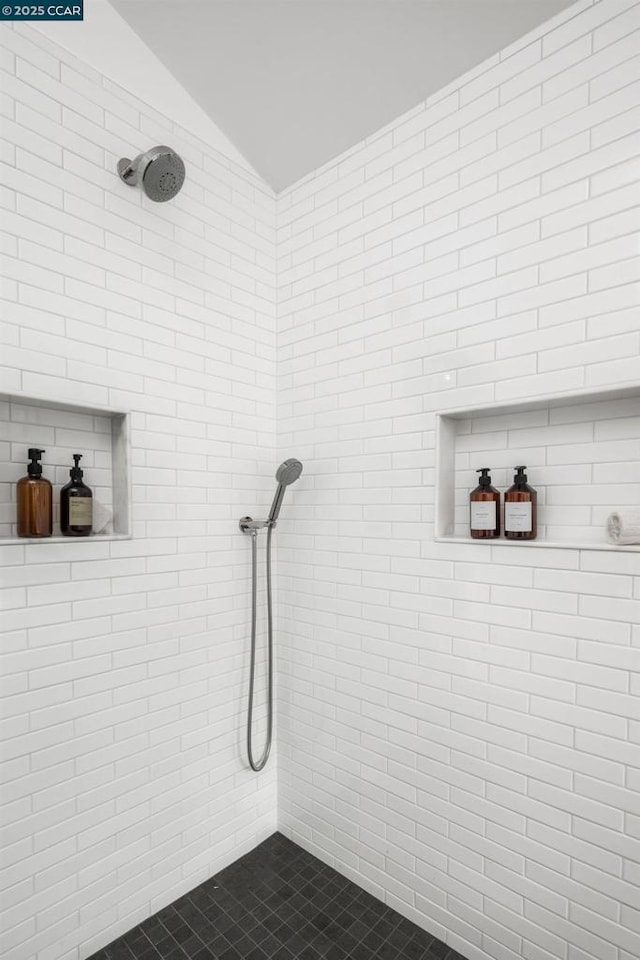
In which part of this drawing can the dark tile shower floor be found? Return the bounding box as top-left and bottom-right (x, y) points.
(89, 834), (468, 960)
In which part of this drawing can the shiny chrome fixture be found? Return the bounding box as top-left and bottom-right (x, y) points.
(117, 145), (185, 202)
(240, 459), (303, 771)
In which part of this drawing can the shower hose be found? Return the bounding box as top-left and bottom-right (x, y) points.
(246, 525), (273, 772)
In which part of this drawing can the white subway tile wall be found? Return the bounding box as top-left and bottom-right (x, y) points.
(0, 21), (278, 960)
(276, 5), (640, 960)
(1, 2), (640, 960)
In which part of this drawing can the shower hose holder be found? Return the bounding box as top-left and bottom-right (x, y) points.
(239, 516), (273, 535)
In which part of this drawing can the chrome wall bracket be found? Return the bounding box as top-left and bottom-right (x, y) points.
(239, 516), (272, 535)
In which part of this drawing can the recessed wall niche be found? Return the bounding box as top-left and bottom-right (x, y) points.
(435, 385), (640, 552)
(0, 393), (130, 543)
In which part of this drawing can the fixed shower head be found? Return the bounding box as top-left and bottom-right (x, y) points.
(117, 145), (185, 202)
(268, 458), (303, 525)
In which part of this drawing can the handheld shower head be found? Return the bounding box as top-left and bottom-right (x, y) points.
(117, 145), (185, 202)
(268, 458), (303, 525)
(275, 458), (303, 486)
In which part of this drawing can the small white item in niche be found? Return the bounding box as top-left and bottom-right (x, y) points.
(92, 500), (113, 535)
(606, 511), (640, 545)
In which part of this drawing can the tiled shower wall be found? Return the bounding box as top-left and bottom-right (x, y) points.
(1, 3), (640, 960)
(0, 23), (278, 960)
(276, 4), (640, 960)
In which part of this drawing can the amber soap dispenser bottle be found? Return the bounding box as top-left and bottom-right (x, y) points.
(17, 448), (52, 538)
(470, 467), (500, 539)
(504, 465), (537, 540)
(61, 454), (93, 537)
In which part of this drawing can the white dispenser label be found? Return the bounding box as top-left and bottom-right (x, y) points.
(69, 498), (92, 526)
(471, 501), (496, 530)
(505, 501), (532, 532)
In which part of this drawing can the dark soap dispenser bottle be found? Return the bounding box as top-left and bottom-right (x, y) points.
(61, 454), (93, 537)
(470, 467), (500, 539)
(504, 465), (537, 540)
(17, 448), (52, 538)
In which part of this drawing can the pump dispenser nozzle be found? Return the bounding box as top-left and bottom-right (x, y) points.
(27, 449), (45, 477)
(514, 465), (528, 483)
(477, 467), (492, 487)
(70, 454), (83, 480)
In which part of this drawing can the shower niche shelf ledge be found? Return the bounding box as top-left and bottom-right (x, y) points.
(0, 391), (131, 544)
(435, 384), (640, 554)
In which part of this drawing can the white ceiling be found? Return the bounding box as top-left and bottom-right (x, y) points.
(109, 0), (575, 192)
